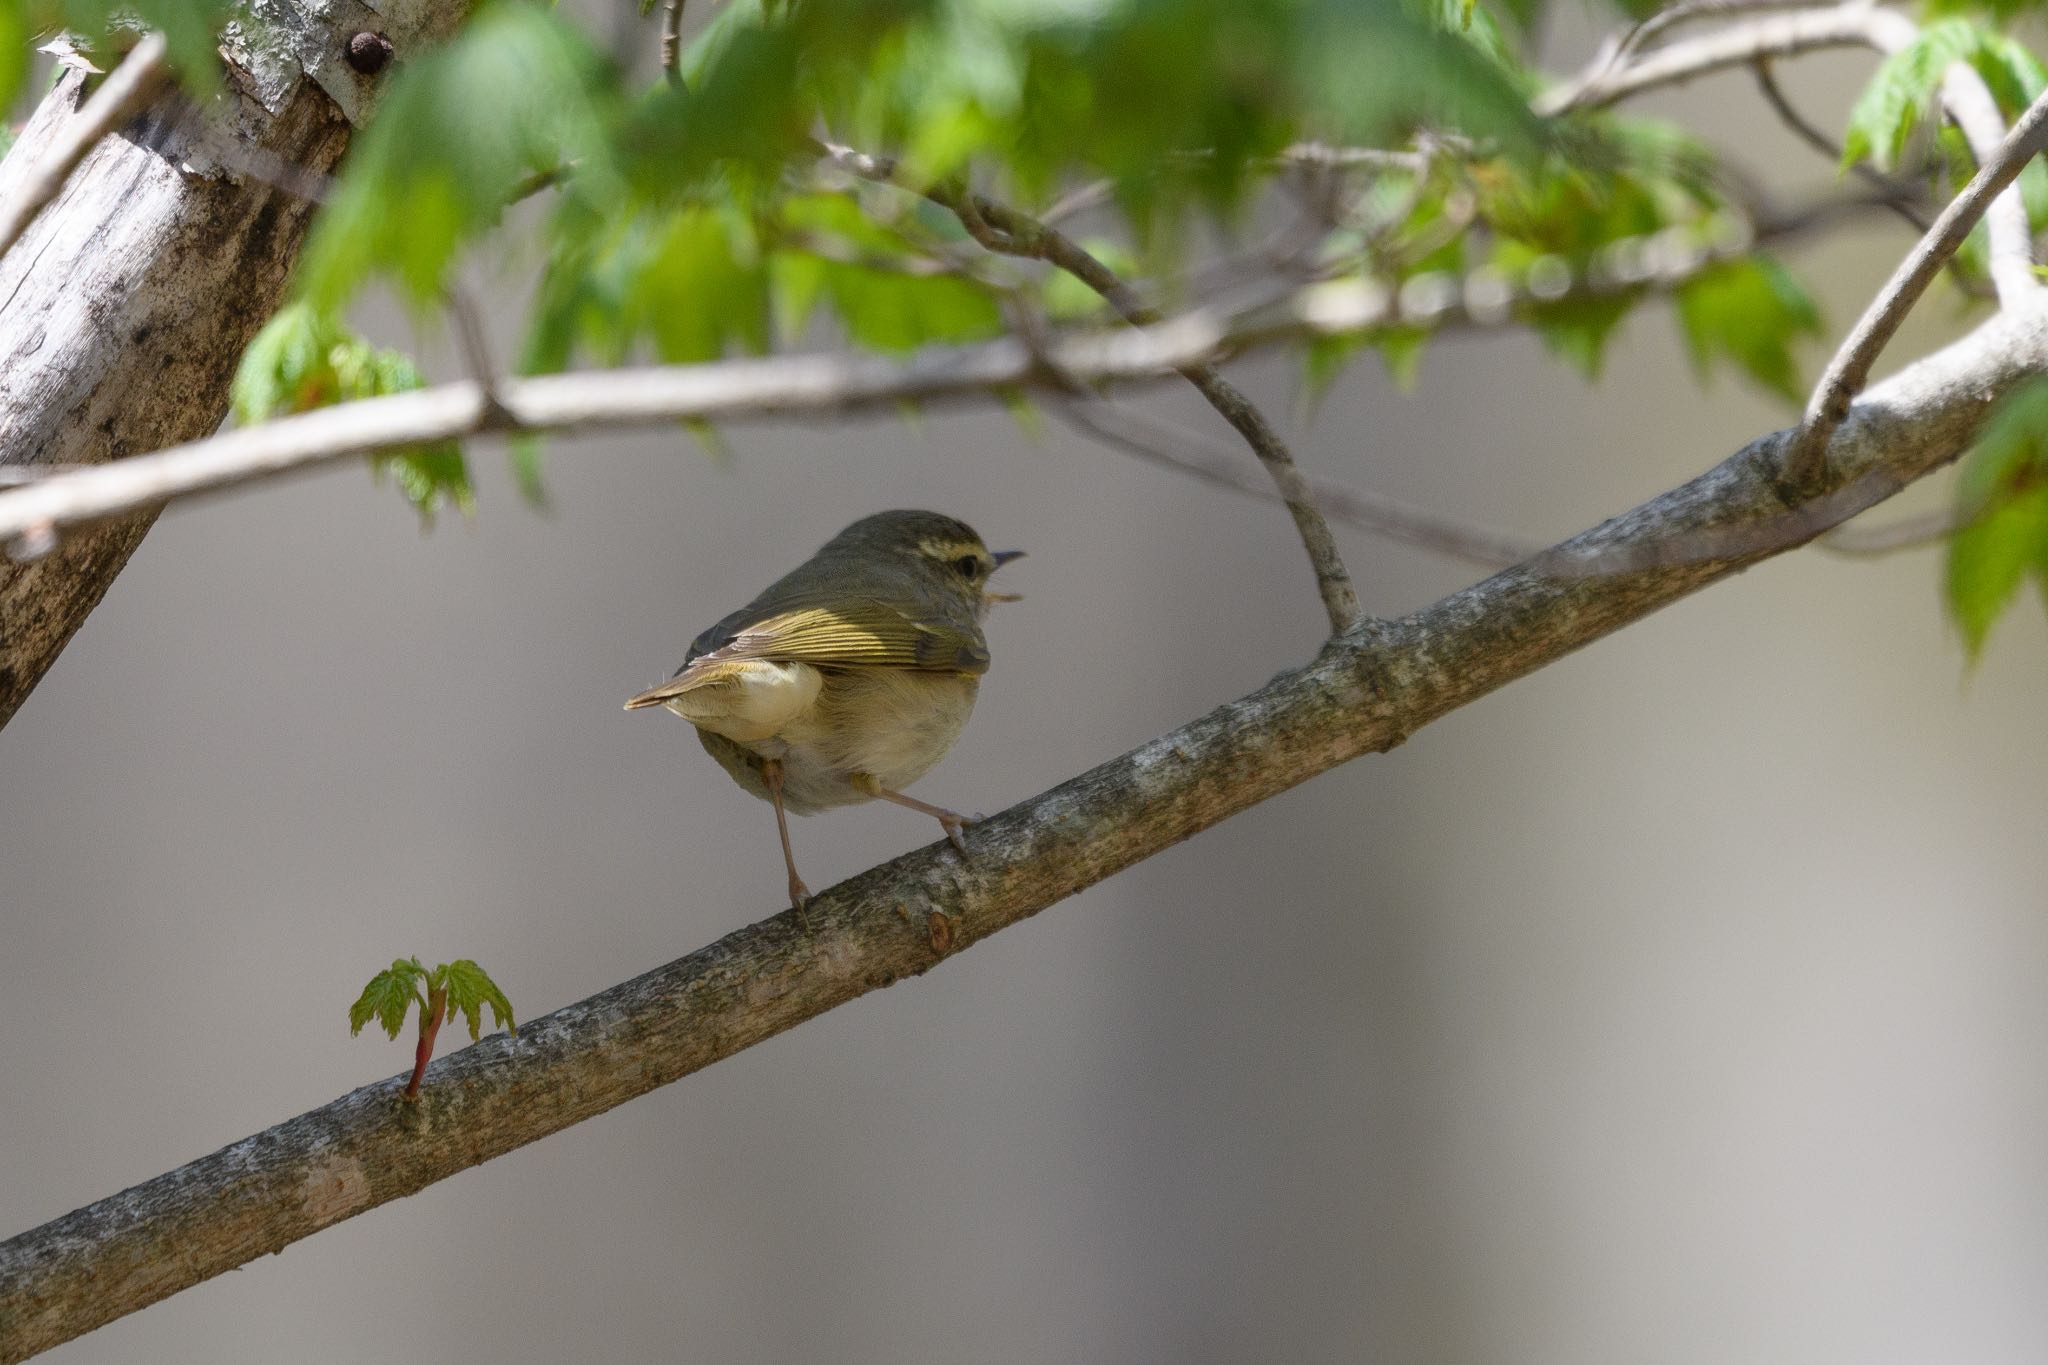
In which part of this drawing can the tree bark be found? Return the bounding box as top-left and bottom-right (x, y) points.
(5, 297), (2042, 1362)
(0, 0), (469, 729)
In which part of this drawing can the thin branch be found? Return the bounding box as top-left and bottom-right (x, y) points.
(0, 318), (1198, 553)
(824, 145), (1365, 633)
(1546, 5), (2040, 305)
(1046, 390), (1542, 569)
(0, 465), (91, 486)
(1935, 61), (2041, 303)
(444, 286), (499, 394)
(1608, 0), (1842, 64)
(770, 226), (986, 279)
(1538, 6), (1902, 114)
(12, 294), (2048, 1363)
(1783, 85), (2048, 490)
(507, 163), (569, 205)
(0, 208), (1875, 557)
(1751, 59), (1930, 233)
(1274, 141), (1436, 173)
(1819, 505), (1962, 554)
(441, 285), (523, 439)
(659, 0), (684, 84)
(1039, 178), (1113, 226)
(0, 32), (170, 268)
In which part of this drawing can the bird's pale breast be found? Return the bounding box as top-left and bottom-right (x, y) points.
(694, 667), (979, 813)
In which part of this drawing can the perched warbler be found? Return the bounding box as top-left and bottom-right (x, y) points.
(625, 509), (1023, 912)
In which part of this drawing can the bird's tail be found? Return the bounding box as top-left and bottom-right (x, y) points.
(623, 678), (691, 710)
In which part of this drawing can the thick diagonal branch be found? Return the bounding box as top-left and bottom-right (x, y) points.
(9, 292), (2048, 1365)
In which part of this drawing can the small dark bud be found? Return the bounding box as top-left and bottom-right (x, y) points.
(344, 32), (393, 75)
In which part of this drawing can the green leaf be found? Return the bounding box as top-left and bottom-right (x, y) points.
(1842, 19), (2000, 172)
(298, 2), (621, 313)
(1672, 256), (1821, 403)
(288, 0), (1551, 370)
(1969, 31), (2045, 117)
(440, 959), (516, 1042)
(1948, 485), (2048, 662)
(1528, 290), (1638, 380)
(233, 304), (473, 523)
(1945, 378), (2048, 661)
(525, 200), (775, 371)
(648, 0), (1544, 236)
(24, 1), (233, 100)
(0, 5), (29, 117)
(349, 957), (429, 1040)
(997, 387), (1042, 440)
(1298, 334), (1367, 413)
(1377, 327), (1428, 388)
(509, 434), (550, 508)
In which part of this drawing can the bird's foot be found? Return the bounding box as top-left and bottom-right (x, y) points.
(937, 812), (974, 856)
(788, 876), (813, 931)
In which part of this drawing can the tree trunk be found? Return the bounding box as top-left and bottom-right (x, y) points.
(0, 1), (468, 729)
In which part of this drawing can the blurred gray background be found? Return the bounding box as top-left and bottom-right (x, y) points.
(8, 22), (2048, 1365)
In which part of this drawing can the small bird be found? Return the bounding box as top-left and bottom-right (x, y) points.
(625, 509), (1023, 913)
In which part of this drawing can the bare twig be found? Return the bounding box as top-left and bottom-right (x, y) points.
(1275, 141), (1435, 173)
(0, 465), (91, 486)
(444, 287), (498, 392)
(0, 316), (1206, 552)
(1046, 391), (1542, 568)
(659, 0), (684, 84)
(1819, 505), (1962, 554)
(1783, 86), (2048, 490)
(1596, 0), (1843, 83)
(1935, 61), (2041, 303)
(0, 199), (1892, 557)
(819, 142), (1364, 634)
(443, 285), (517, 431)
(507, 163), (568, 205)
(1546, 5), (2040, 305)
(1539, 6), (1894, 114)
(0, 32), (170, 268)
(1751, 59), (1930, 233)
(1039, 178), (1113, 226)
(771, 227), (986, 279)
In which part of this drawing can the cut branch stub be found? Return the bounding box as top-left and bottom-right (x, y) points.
(345, 32), (395, 75)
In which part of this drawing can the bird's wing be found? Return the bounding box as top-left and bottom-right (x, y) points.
(683, 595), (990, 676)
(625, 595), (986, 713)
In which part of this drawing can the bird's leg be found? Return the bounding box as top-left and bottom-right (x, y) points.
(763, 759), (811, 925)
(853, 775), (975, 856)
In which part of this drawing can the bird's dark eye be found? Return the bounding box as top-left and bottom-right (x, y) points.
(953, 555), (982, 579)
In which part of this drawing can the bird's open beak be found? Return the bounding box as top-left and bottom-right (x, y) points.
(986, 549), (1025, 602)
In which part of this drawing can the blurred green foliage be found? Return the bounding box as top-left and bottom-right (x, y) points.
(232, 303), (474, 522)
(12, 0), (2047, 657)
(1947, 380), (2048, 661)
(0, 0), (235, 107)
